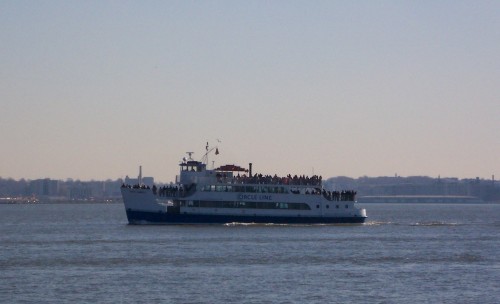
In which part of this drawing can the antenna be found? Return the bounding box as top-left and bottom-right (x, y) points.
(201, 141), (220, 165)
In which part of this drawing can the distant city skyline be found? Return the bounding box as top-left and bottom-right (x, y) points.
(1, 1), (499, 182)
(1, 174), (499, 203)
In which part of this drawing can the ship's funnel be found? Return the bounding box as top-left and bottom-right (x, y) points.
(139, 166), (142, 185)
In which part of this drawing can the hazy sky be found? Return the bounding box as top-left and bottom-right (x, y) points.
(1, 0), (499, 182)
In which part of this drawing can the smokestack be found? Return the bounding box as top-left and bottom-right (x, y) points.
(139, 166), (142, 185)
(249, 163), (253, 177)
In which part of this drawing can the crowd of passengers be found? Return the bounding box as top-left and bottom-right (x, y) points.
(291, 188), (356, 201)
(122, 183), (356, 201)
(156, 184), (185, 196)
(156, 184), (196, 196)
(217, 173), (323, 186)
(323, 190), (357, 201)
(122, 184), (151, 189)
(121, 184), (188, 197)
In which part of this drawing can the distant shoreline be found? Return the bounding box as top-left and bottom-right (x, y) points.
(0, 198), (123, 204)
(2, 199), (498, 205)
(357, 195), (500, 204)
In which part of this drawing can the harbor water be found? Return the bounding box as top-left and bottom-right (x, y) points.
(1, 203), (499, 303)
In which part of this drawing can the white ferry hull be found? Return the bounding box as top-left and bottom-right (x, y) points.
(121, 188), (367, 225)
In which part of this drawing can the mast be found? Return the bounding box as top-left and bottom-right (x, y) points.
(201, 142), (219, 165)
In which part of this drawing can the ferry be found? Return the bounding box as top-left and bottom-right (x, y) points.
(121, 145), (367, 224)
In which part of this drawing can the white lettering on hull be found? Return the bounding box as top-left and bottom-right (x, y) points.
(237, 194), (273, 201)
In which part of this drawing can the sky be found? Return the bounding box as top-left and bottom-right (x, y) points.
(1, 0), (499, 182)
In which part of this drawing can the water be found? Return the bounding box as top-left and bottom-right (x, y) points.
(1, 203), (498, 304)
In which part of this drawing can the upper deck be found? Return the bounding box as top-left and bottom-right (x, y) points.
(174, 159), (356, 201)
(178, 158), (322, 187)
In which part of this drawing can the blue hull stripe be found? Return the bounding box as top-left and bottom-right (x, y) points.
(125, 210), (366, 224)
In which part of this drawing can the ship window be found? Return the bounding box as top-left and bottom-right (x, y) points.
(245, 186), (256, 193)
(246, 201), (257, 208)
(223, 201), (233, 208)
(196, 201), (310, 210)
(187, 200), (200, 207)
(197, 201), (222, 208)
(256, 202), (268, 209)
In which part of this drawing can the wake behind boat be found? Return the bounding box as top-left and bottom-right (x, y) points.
(121, 144), (367, 224)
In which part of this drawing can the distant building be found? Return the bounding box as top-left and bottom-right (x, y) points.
(358, 195), (483, 204)
(29, 179), (59, 196)
(70, 185), (92, 200)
